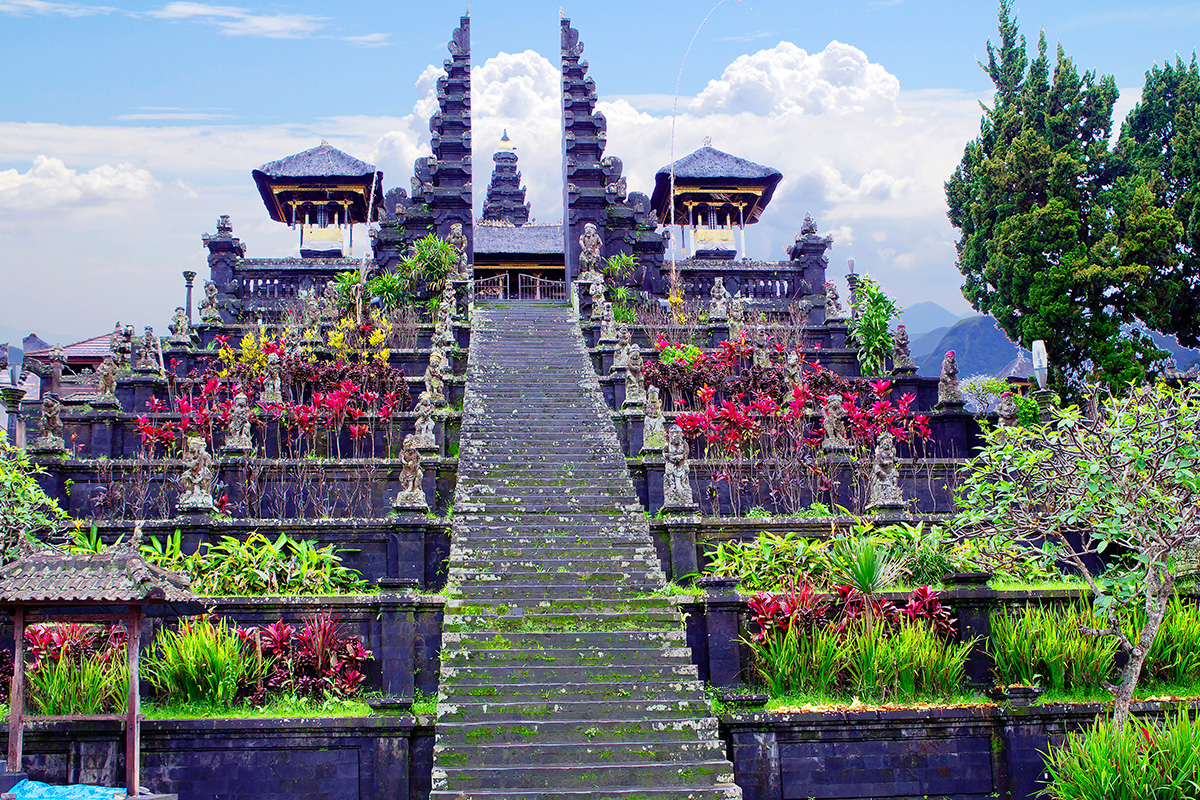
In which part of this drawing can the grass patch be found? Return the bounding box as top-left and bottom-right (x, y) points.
(142, 693), (371, 719)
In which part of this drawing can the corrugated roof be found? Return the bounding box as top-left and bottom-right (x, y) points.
(474, 223), (564, 255)
(655, 146), (781, 181)
(0, 544), (193, 604)
(255, 143), (376, 179)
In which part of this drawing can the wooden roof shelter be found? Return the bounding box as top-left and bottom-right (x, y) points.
(0, 530), (192, 797)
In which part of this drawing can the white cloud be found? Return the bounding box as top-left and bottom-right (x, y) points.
(0, 0), (116, 16)
(0, 156), (158, 211)
(345, 32), (390, 48)
(149, 2), (326, 38)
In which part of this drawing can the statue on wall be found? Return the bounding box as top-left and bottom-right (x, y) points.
(821, 393), (851, 452)
(425, 349), (447, 406)
(623, 343), (646, 408)
(198, 281), (222, 323)
(224, 392), (253, 451)
(867, 430), (905, 511)
(752, 322), (772, 369)
(612, 324), (632, 372)
(599, 301), (617, 344)
(938, 350), (964, 407)
(578, 222), (604, 283)
(168, 307), (191, 346)
(262, 352), (283, 405)
(892, 325), (915, 372)
(393, 434), (428, 511)
(34, 394), (64, 451)
(589, 276), (606, 321)
(642, 385), (667, 452)
(95, 356), (118, 405)
(320, 280), (340, 323)
(109, 322), (125, 368)
(824, 280), (848, 323)
(728, 295), (747, 336)
(997, 390), (1019, 430)
(709, 277), (732, 321)
(784, 351), (803, 387)
(447, 222), (469, 278)
(137, 326), (158, 371)
(177, 436), (214, 511)
(413, 391), (436, 449)
(663, 424), (695, 509)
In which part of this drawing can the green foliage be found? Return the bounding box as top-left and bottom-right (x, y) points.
(704, 531), (832, 591)
(403, 233), (456, 294)
(0, 440), (68, 562)
(1044, 708), (1200, 800)
(366, 271), (407, 313)
(945, 1), (1167, 391)
(658, 342), (704, 366)
(145, 617), (268, 707)
(142, 531), (368, 596)
(847, 275), (901, 375)
(749, 624), (841, 696)
(611, 303), (636, 325)
(333, 271), (363, 310)
(28, 651), (128, 716)
(989, 602), (1118, 691)
(831, 537), (904, 598)
(601, 252), (638, 284)
(1013, 394), (1041, 426)
(1123, 596), (1200, 686)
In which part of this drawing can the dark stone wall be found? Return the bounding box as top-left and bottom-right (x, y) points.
(5, 718), (434, 800)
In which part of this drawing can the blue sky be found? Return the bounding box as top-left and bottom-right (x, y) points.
(2, 0), (1199, 341)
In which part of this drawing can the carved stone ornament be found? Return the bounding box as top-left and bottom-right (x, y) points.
(578, 222), (603, 282)
(262, 352), (283, 406)
(709, 277), (732, 321)
(177, 436), (214, 511)
(997, 390), (1019, 429)
(642, 385), (667, 453)
(198, 281), (222, 323)
(32, 394), (65, 452)
(937, 350), (965, 408)
(622, 343), (646, 408)
(589, 277), (606, 321)
(824, 280), (848, 323)
(662, 424), (696, 509)
(784, 351), (803, 387)
(447, 223), (469, 278)
(168, 307), (192, 345)
(109, 322), (126, 368)
(95, 356), (119, 405)
(136, 326), (158, 371)
(892, 325), (916, 372)
(728, 295), (747, 334)
(392, 434), (428, 511)
(867, 430), (905, 511)
(599, 301), (617, 344)
(611, 324), (631, 372)
(821, 393), (851, 452)
(752, 323), (772, 370)
(223, 392), (253, 452)
(413, 391), (437, 449)
(425, 349), (447, 405)
(320, 280), (340, 323)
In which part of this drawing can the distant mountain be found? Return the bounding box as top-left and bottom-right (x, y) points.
(1148, 330), (1200, 371)
(908, 325), (951, 366)
(5, 345), (19, 366)
(899, 302), (966, 339)
(914, 315), (1022, 378)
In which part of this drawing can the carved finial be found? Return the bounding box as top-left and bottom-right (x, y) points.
(702, 136), (712, 147)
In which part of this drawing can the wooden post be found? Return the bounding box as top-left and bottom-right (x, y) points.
(125, 609), (140, 797)
(7, 607), (23, 773)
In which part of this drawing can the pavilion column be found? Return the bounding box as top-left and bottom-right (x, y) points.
(126, 609), (141, 797)
(5, 607), (25, 781)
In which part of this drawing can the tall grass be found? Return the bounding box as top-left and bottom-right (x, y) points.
(1125, 596), (1200, 685)
(748, 625), (841, 696)
(27, 655), (128, 715)
(989, 602), (1117, 691)
(1044, 708), (1200, 800)
(145, 617), (268, 707)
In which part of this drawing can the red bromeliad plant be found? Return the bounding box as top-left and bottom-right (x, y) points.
(245, 612), (372, 705)
(749, 583), (957, 642)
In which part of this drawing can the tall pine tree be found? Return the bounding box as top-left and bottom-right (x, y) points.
(946, 1), (1164, 391)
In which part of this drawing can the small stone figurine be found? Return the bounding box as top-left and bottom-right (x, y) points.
(752, 323), (772, 370)
(709, 277), (732, 321)
(589, 276), (606, 321)
(867, 430), (905, 511)
(892, 324), (916, 373)
(623, 343), (646, 408)
(262, 352), (283, 405)
(177, 436), (214, 511)
(33, 395), (65, 451)
(824, 280), (848, 323)
(393, 434), (428, 511)
(642, 385), (667, 453)
(784, 351), (803, 386)
(95, 356), (119, 405)
(728, 295), (747, 335)
(441, 281), (458, 322)
(425, 349), (447, 406)
(320, 280), (340, 323)
(662, 424), (696, 509)
(937, 350), (964, 408)
(821, 393), (851, 452)
(120, 324), (135, 366)
(168, 307), (192, 346)
(599, 302), (618, 344)
(578, 222), (604, 283)
(198, 281), (222, 323)
(447, 222), (469, 278)
(611, 324), (632, 372)
(223, 392), (253, 452)
(997, 391), (1019, 429)
(136, 326), (158, 371)
(413, 391), (436, 449)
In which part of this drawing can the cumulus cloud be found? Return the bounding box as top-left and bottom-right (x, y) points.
(0, 156), (158, 211)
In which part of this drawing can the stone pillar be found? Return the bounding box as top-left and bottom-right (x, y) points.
(663, 517), (700, 584)
(377, 596), (416, 702)
(183, 270), (197, 323)
(727, 727), (782, 800)
(1, 386), (26, 447)
(944, 572), (996, 687)
(697, 576), (743, 687)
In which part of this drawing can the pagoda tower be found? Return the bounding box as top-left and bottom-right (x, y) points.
(482, 131), (531, 225)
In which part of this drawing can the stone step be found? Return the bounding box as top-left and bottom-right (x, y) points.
(450, 557), (661, 574)
(438, 698), (712, 724)
(444, 596), (672, 612)
(441, 663), (700, 685)
(434, 738), (728, 767)
(442, 643), (694, 663)
(436, 760), (735, 791)
(429, 786), (741, 800)
(433, 717), (719, 748)
(449, 545), (658, 561)
(441, 680), (706, 703)
(447, 585), (664, 601)
(443, 630), (688, 649)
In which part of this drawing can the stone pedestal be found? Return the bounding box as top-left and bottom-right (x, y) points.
(697, 576), (744, 687)
(707, 321), (731, 348)
(824, 321), (849, 349)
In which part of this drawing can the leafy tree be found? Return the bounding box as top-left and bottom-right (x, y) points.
(847, 275), (901, 375)
(946, 1), (1164, 392)
(1116, 56), (1200, 349)
(0, 440), (67, 562)
(953, 382), (1200, 730)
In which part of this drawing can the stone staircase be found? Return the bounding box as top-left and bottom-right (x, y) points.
(431, 301), (740, 799)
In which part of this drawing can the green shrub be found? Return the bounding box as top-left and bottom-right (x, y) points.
(989, 602), (1118, 690)
(1125, 596), (1200, 686)
(28, 653), (128, 715)
(704, 531), (832, 591)
(748, 624), (841, 697)
(145, 617), (268, 707)
(0, 440), (67, 562)
(1044, 708), (1200, 800)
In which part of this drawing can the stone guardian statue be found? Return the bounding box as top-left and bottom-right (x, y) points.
(177, 436), (214, 511)
(821, 394), (851, 452)
(709, 277), (732, 321)
(937, 350), (965, 408)
(623, 343), (646, 408)
(867, 430), (905, 511)
(662, 424), (696, 510)
(578, 222), (604, 284)
(642, 385), (667, 453)
(198, 281), (222, 323)
(223, 392), (253, 452)
(892, 325), (916, 373)
(392, 434), (428, 511)
(95, 356), (119, 406)
(33, 395), (65, 452)
(446, 222), (469, 278)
